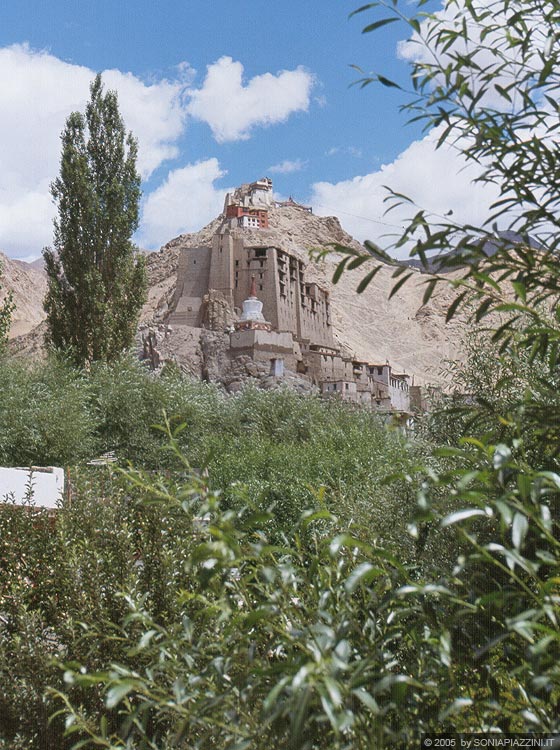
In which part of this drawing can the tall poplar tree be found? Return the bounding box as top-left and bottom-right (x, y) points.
(43, 74), (146, 366)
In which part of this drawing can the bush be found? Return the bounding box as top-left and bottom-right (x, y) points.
(0, 364), (425, 748)
(0, 357), (96, 466)
(0, 465), (205, 749)
(49, 442), (560, 748)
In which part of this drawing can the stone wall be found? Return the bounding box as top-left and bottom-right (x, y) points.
(230, 329), (297, 371)
(171, 231), (336, 352)
(168, 246), (211, 326)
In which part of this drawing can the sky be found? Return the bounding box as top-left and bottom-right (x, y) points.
(0, 0), (499, 260)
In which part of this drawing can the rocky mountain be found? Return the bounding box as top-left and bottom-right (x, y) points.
(0, 252), (47, 338)
(142, 204), (466, 385)
(400, 230), (544, 273)
(2, 203), (467, 384)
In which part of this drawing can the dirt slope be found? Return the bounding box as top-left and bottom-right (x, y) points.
(1, 205), (467, 384)
(144, 205), (466, 384)
(0, 252), (47, 338)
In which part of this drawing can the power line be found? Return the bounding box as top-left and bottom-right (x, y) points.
(313, 203), (405, 231)
(314, 202), (463, 232)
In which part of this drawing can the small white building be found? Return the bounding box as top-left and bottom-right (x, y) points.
(0, 467), (65, 509)
(369, 363), (411, 413)
(389, 373), (411, 413)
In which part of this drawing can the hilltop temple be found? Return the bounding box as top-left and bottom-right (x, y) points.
(167, 178), (423, 418)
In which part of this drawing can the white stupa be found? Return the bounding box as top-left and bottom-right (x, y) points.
(235, 276), (271, 331)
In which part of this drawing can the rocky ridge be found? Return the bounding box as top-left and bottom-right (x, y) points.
(0, 252), (47, 338)
(2, 204), (467, 385)
(142, 204), (466, 385)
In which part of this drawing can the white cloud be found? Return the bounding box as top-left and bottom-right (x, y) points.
(139, 158), (230, 248)
(310, 127), (500, 257)
(268, 159), (307, 174)
(326, 146), (362, 158)
(0, 44), (187, 182)
(0, 43), (189, 258)
(0, 46), (315, 258)
(102, 70), (187, 178)
(186, 56), (314, 142)
(0, 191), (54, 260)
(397, 1), (547, 110)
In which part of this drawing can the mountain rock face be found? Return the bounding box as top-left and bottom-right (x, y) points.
(0, 253), (47, 338)
(2, 203), (466, 384)
(142, 204), (466, 385)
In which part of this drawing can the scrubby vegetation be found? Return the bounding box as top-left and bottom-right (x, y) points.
(0, 357), (413, 540)
(2, 0), (560, 746)
(0, 335), (558, 748)
(0, 361), (424, 748)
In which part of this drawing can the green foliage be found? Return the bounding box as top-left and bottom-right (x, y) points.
(0, 467), (200, 749)
(0, 357), (97, 466)
(43, 74), (146, 366)
(0, 357), (414, 545)
(0, 352), (558, 747)
(0, 355), (219, 469)
(47, 444), (560, 748)
(0, 364), (426, 749)
(199, 387), (415, 552)
(3, 4), (560, 744)
(421, 328), (560, 466)
(48, 473), (418, 750)
(37, 3), (560, 746)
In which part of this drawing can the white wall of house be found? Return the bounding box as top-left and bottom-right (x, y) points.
(0, 467), (65, 509)
(388, 376), (411, 412)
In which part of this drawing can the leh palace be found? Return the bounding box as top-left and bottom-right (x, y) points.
(149, 178), (427, 422)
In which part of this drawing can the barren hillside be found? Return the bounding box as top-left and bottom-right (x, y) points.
(144, 205), (466, 385)
(2, 205), (467, 384)
(0, 252), (47, 337)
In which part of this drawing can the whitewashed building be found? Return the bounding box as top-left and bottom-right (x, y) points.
(0, 467), (65, 509)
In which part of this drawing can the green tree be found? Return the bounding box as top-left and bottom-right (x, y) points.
(43, 74), (146, 366)
(13, 4), (560, 748)
(0, 259), (15, 355)
(338, 0), (560, 343)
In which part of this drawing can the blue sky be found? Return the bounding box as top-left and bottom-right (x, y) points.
(0, 0), (496, 259)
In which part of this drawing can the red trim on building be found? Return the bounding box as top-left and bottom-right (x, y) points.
(225, 204), (269, 228)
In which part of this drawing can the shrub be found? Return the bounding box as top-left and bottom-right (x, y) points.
(0, 357), (96, 466)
